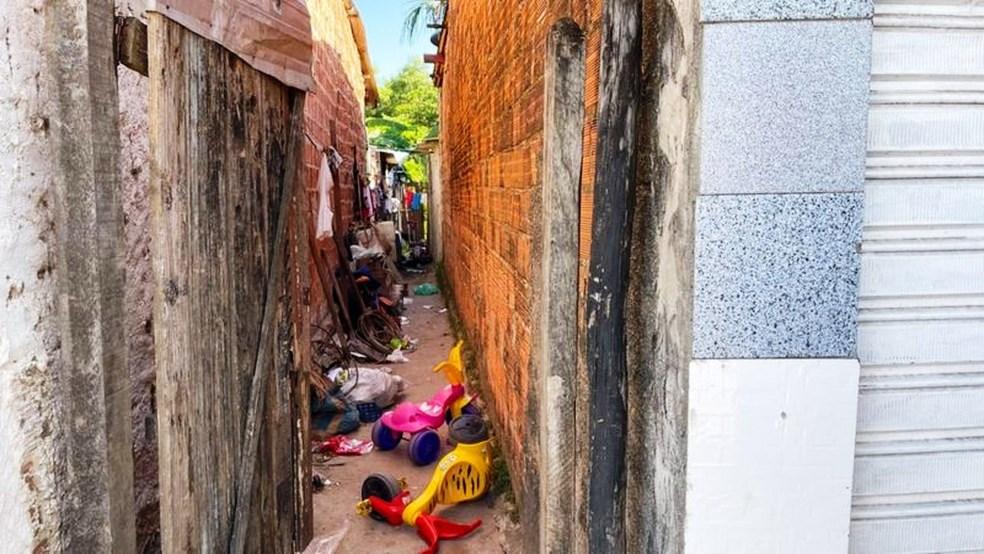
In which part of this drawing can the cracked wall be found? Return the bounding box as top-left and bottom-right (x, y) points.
(0, 2), (69, 551)
(1, 0), (135, 551)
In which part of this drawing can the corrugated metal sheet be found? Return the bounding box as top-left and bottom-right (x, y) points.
(146, 0), (314, 90)
(853, 1), (984, 551)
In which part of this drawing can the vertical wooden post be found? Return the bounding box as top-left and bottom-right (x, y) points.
(584, 0), (642, 552)
(538, 18), (586, 554)
(291, 140), (314, 550)
(44, 0), (136, 551)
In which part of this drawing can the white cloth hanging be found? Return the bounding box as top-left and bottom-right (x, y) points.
(316, 152), (335, 240)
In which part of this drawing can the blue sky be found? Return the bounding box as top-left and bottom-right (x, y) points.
(355, 0), (439, 84)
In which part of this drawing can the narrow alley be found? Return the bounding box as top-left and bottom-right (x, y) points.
(2, 0), (984, 554)
(310, 271), (517, 553)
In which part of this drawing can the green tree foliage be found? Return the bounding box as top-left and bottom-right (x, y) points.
(403, 156), (428, 184)
(366, 61), (439, 160)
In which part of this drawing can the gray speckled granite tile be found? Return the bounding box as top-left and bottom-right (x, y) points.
(701, 20), (871, 195)
(702, 0), (873, 22)
(693, 193), (862, 359)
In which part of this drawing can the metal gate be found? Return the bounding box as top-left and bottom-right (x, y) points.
(852, 2), (984, 551)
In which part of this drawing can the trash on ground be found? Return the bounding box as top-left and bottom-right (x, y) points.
(438, 308), (448, 314)
(390, 337), (412, 351)
(386, 349), (410, 364)
(399, 316), (411, 326)
(302, 520), (350, 554)
(404, 338), (419, 352)
(315, 435), (374, 456)
(311, 392), (360, 435)
(328, 366), (405, 408)
(313, 473), (328, 492)
(356, 402), (383, 423)
(403, 297), (414, 305)
(414, 283), (439, 296)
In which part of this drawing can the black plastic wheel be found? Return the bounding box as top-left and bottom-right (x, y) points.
(448, 414), (489, 445)
(361, 473), (403, 522)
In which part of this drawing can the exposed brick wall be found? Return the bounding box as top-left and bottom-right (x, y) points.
(439, 0), (603, 517)
(305, 0), (370, 306)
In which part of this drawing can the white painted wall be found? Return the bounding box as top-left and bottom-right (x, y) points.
(428, 150), (443, 262)
(0, 2), (62, 551)
(685, 359), (860, 554)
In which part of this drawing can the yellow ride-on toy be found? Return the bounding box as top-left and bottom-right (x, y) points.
(357, 414), (492, 553)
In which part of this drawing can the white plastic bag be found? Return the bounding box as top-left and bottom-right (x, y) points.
(386, 349), (410, 364)
(327, 367), (405, 408)
(302, 520), (349, 554)
(316, 153), (335, 241)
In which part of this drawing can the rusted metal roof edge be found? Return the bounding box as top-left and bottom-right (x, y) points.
(146, 0), (315, 91)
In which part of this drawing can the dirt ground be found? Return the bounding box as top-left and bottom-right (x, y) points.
(310, 271), (519, 553)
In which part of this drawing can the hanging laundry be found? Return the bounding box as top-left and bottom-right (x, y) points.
(411, 191), (423, 211)
(316, 152), (335, 241)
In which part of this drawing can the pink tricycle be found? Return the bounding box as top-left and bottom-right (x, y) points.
(372, 342), (479, 465)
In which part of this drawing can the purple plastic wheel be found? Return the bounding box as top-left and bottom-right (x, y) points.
(372, 420), (401, 451)
(407, 429), (441, 466)
(445, 401), (482, 424)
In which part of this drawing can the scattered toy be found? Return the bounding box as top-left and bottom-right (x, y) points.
(357, 415), (493, 553)
(371, 342), (478, 466)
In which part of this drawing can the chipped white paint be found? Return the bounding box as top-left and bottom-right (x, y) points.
(854, 2), (984, 550)
(0, 2), (61, 550)
(685, 359), (860, 554)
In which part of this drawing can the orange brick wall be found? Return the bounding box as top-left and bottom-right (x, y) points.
(439, 0), (603, 502)
(304, 0), (370, 307)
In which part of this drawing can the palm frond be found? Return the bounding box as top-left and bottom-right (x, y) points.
(402, 0), (447, 42)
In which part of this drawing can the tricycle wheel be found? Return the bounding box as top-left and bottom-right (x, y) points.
(408, 429), (441, 466)
(445, 401), (481, 424)
(449, 414), (489, 445)
(372, 420), (401, 451)
(361, 473), (402, 522)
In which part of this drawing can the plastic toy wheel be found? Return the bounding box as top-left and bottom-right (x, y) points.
(408, 429), (441, 466)
(361, 473), (402, 522)
(445, 401), (482, 424)
(449, 414), (489, 445)
(372, 420), (401, 451)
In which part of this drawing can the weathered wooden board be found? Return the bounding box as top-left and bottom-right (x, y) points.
(148, 14), (308, 553)
(584, 0), (642, 552)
